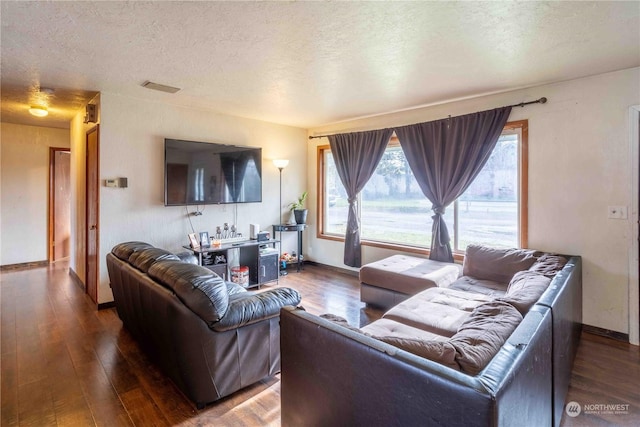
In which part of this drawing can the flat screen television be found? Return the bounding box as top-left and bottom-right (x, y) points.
(164, 138), (262, 206)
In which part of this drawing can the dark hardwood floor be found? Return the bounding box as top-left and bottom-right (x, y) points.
(1, 261), (638, 426)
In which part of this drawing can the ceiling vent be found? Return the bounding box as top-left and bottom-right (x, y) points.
(142, 81), (181, 94)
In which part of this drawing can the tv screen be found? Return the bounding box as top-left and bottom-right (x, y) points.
(164, 139), (262, 206)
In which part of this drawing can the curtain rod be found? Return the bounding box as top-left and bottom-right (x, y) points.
(308, 97), (547, 140)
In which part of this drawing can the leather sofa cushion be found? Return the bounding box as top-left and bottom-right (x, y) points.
(212, 287), (301, 332)
(112, 241), (154, 261)
(359, 255), (462, 295)
(447, 276), (508, 297)
(376, 336), (460, 371)
(383, 294), (473, 338)
(148, 260), (229, 326)
(449, 300), (523, 375)
(463, 244), (538, 284)
(129, 248), (180, 273)
(225, 281), (248, 296)
(361, 318), (449, 342)
(414, 287), (493, 311)
(529, 254), (568, 277)
(319, 313), (364, 334)
(498, 271), (552, 315)
(174, 251), (199, 265)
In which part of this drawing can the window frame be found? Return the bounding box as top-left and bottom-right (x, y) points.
(317, 120), (528, 259)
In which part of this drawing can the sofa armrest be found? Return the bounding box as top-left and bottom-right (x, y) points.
(281, 305), (554, 427)
(280, 306), (494, 427)
(211, 287), (301, 332)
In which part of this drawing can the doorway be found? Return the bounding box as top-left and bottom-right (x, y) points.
(85, 126), (99, 304)
(49, 148), (71, 262)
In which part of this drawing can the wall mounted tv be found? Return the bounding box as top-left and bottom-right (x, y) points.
(164, 138), (262, 206)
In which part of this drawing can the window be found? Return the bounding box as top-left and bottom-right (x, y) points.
(318, 120), (528, 255)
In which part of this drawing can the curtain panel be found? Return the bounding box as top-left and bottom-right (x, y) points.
(395, 106), (512, 262)
(328, 129), (393, 267)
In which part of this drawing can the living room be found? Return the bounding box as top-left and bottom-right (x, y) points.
(1, 1), (639, 426)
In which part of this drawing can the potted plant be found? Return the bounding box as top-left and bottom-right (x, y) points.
(289, 191), (308, 224)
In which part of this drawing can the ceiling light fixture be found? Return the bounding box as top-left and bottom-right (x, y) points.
(142, 81), (181, 94)
(29, 105), (49, 117)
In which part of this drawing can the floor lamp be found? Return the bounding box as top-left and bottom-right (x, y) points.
(273, 159), (289, 275)
(273, 159), (289, 224)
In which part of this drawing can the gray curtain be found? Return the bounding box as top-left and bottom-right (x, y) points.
(328, 129), (393, 267)
(394, 106), (512, 262)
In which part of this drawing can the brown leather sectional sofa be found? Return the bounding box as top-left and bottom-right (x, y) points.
(106, 241), (301, 408)
(280, 245), (582, 427)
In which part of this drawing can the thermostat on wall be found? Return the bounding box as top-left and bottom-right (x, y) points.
(105, 178), (128, 188)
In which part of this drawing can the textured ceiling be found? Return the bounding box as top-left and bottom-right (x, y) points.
(1, 1), (639, 129)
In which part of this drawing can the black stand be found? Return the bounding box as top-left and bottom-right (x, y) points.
(273, 224), (306, 273)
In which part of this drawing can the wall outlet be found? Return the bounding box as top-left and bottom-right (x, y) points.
(608, 206), (628, 219)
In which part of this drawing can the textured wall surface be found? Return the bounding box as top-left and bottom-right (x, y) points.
(0, 123), (70, 265)
(95, 93), (307, 303)
(308, 68), (640, 336)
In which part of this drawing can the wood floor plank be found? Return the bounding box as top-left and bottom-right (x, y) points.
(17, 378), (56, 426)
(1, 351), (19, 426)
(1, 261), (639, 426)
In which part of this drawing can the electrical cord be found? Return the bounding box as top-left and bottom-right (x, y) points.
(186, 205), (196, 233)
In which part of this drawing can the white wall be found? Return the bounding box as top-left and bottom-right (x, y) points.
(96, 93), (307, 303)
(0, 123), (70, 265)
(307, 67), (640, 335)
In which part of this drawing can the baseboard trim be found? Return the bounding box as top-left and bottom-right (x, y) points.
(583, 324), (629, 342)
(68, 268), (86, 291)
(0, 260), (48, 271)
(304, 260), (359, 277)
(98, 301), (116, 310)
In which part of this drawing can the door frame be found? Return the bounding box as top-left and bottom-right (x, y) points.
(85, 125), (100, 304)
(629, 105), (639, 346)
(48, 147), (71, 262)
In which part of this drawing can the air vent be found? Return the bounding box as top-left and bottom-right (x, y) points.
(142, 81), (181, 94)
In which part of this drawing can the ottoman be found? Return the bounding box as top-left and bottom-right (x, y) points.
(359, 254), (462, 308)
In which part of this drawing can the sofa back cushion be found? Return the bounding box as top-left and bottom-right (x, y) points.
(498, 271), (552, 315)
(462, 244), (538, 284)
(449, 300), (523, 375)
(528, 254), (568, 278)
(148, 260), (229, 326)
(129, 248), (180, 273)
(376, 336), (460, 371)
(447, 276), (508, 297)
(112, 241), (154, 261)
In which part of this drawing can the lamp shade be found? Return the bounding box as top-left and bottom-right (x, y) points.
(273, 159), (289, 169)
(29, 105), (48, 117)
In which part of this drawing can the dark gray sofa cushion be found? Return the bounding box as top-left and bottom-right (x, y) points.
(449, 300), (523, 375)
(212, 287), (301, 332)
(361, 318), (452, 342)
(320, 313), (365, 334)
(111, 241), (154, 261)
(148, 260), (229, 326)
(129, 247), (180, 273)
(498, 270), (552, 315)
(376, 336), (460, 371)
(529, 254), (568, 277)
(447, 275), (508, 297)
(463, 244), (538, 284)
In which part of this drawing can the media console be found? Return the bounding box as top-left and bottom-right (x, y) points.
(184, 239), (280, 288)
